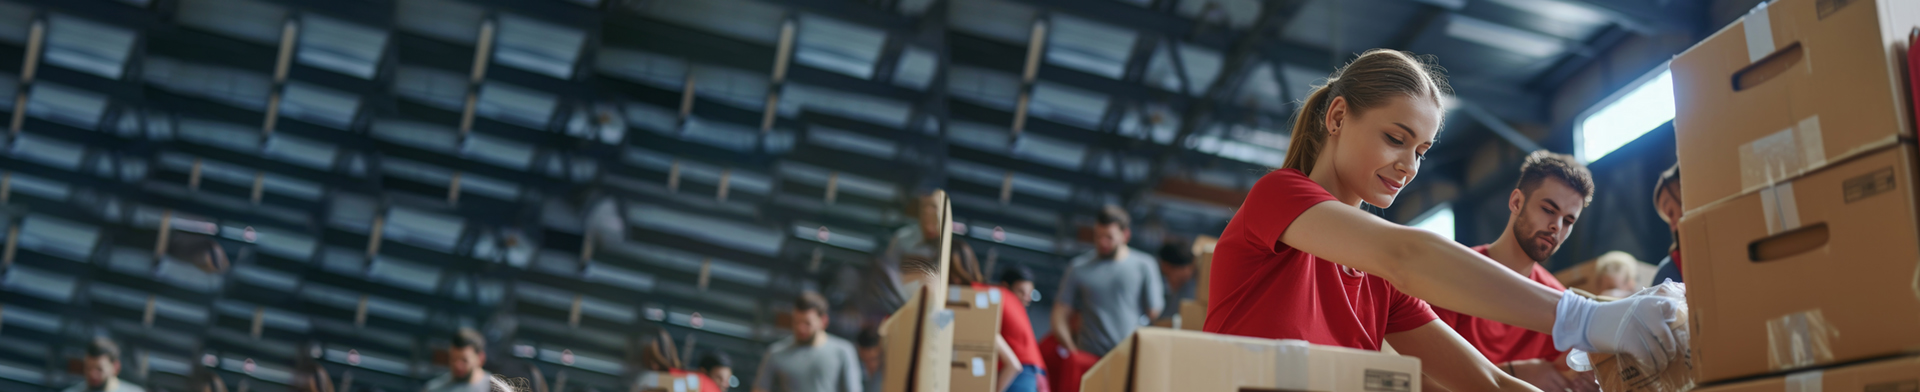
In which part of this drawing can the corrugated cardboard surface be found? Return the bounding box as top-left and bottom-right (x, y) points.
(1081, 328), (1420, 392)
(882, 285), (955, 392)
(1679, 145), (1920, 384)
(1691, 355), (1920, 392)
(947, 287), (1004, 392)
(1672, 0), (1920, 211)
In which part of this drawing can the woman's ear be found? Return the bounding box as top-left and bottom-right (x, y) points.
(1323, 96), (1346, 135)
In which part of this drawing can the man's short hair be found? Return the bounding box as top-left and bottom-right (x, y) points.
(794, 291), (829, 314)
(998, 266), (1032, 285)
(1514, 150), (1595, 205)
(451, 328), (486, 352)
(1653, 163), (1681, 206)
(1157, 239), (1193, 267)
(1095, 205), (1131, 230)
(855, 327), (882, 349)
(697, 352), (732, 371)
(87, 337), (120, 363)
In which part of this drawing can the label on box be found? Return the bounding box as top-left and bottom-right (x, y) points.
(971, 357), (986, 377)
(974, 293), (988, 309)
(1816, 0), (1859, 19)
(1365, 369), (1413, 392)
(1843, 168), (1896, 203)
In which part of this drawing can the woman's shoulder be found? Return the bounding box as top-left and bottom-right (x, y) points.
(1247, 168), (1336, 204)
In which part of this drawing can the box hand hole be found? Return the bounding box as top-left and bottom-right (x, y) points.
(1747, 222), (1828, 262)
(1733, 43), (1805, 92)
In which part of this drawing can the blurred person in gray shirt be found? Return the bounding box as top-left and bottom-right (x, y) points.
(1052, 206), (1165, 357)
(754, 291), (862, 392)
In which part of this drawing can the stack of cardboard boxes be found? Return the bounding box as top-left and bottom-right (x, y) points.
(1673, 0), (1920, 390)
(946, 285), (1005, 392)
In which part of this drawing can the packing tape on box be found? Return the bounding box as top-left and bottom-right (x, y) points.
(1740, 116), (1826, 200)
(1765, 309), (1838, 371)
(1758, 181), (1801, 234)
(1785, 370), (1823, 392)
(1744, 1), (1775, 63)
(1797, 117), (1827, 168)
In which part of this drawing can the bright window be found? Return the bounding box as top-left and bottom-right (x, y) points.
(1579, 68), (1674, 162)
(1410, 205), (1455, 242)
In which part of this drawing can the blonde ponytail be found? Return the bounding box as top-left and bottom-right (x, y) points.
(1280, 49), (1450, 175)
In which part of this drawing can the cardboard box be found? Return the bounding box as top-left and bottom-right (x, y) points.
(882, 285), (956, 392)
(1080, 328), (1421, 392)
(883, 191), (958, 392)
(1193, 236), (1216, 303)
(1672, 0), (1920, 210)
(946, 286), (1005, 392)
(1679, 145), (1920, 384)
(1177, 300), (1205, 331)
(1691, 355), (1920, 392)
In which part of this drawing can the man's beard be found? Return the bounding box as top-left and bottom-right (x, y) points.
(1511, 222), (1556, 262)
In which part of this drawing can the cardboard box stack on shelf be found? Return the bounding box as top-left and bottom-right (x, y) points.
(882, 191), (958, 392)
(946, 285), (1005, 392)
(1673, 0), (1920, 389)
(1079, 328), (1421, 392)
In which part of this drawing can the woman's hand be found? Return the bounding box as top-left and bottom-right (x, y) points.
(1552, 292), (1682, 372)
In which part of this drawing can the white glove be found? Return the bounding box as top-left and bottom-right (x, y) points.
(1553, 291), (1682, 371)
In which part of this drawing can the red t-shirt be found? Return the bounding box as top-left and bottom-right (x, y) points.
(1431, 245), (1567, 364)
(1202, 169), (1438, 350)
(989, 285), (1046, 368)
(665, 369), (723, 392)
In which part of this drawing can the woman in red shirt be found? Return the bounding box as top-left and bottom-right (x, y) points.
(1202, 49), (1683, 392)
